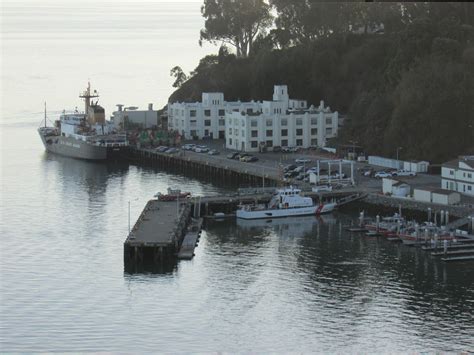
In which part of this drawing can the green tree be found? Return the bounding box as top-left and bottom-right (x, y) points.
(170, 66), (188, 88)
(200, 0), (273, 57)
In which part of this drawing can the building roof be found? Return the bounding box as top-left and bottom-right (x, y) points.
(442, 155), (474, 169)
(431, 188), (460, 196)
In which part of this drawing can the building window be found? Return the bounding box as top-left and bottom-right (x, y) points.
(251, 130), (258, 138)
(311, 128), (318, 135)
(219, 109), (225, 116)
(241, 130), (245, 137)
(190, 120), (197, 127)
(204, 109), (211, 117)
(219, 119), (225, 126)
(251, 141), (258, 148)
(296, 139), (303, 146)
(235, 130), (239, 136)
(266, 120), (272, 127)
(468, 173), (472, 178)
(190, 110), (196, 117)
(281, 139), (288, 146)
(266, 140), (273, 147)
(311, 138), (318, 145)
(325, 128), (332, 135)
(311, 118), (318, 125)
(241, 120), (245, 127)
(296, 118), (302, 126)
(246, 108), (253, 114)
(251, 120), (258, 127)
(468, 185), (472, 191)
(296, 129), (303, 136)
(204, 120), (211, 126)
(326, 118), (332, 125)
(450, 170), (454, 175)
(228, 138), (232, 145)
(228, 128), (232, 135)
(281, 129), (288, 137)
(266, 130), (273, 137)
(281, 118), (287, 126)
(190, 130), (197, 137)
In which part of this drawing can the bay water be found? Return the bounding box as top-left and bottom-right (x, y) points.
(1, 1), (473, 352)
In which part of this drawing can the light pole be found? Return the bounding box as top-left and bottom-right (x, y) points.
(349, 140), (358, 160)
(396, 146), (403, 170)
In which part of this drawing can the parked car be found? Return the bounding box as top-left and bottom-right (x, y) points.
(295, 173), (306, 181)
(283, 164), (297, 172)
(284, 170), (299, 178)
(156, 146), (168, 152)
(374, 171), (392, 178)
(242, 155), (258, 162)
(288, 146), (299, 152)
(208, 149), (220, 155)
(273, 146), (282, 153)
(331, 173), (347, 179)
(194, 145), (209, 153)
(227, 152), (239, 159)
(294, 166), (306, 173)
(183, 144), (195, 151)
(391, 169), (416, 177)
(165, 147), (179, 154)
(295, 158), (312, 164)
(238, 154), (250, 161)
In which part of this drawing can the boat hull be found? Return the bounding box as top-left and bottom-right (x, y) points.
(39, 131), (122, 160)
(236, 203), (336, 220)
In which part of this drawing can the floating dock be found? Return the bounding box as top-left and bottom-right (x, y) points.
(177, 218), (203, 260)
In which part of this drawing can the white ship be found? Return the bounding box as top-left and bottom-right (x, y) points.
(236, 187), (337, 220)
(38, 83), (127, 160)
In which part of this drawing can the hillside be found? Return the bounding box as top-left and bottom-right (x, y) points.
(169, 6), (474, 163)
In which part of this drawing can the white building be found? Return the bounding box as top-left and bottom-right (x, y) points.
(167, 85), (339, 148)
(441, 155), (474, 196)
(432, 189), (461, 205)
(403, 161), (430, 173)
(382, 178), (410, 197)
(225, 85), (338, 152)
(112, 104), (159, 129)
(168, 93), (260, 140)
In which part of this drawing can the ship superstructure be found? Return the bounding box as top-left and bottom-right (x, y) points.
(38, 83), (127, 160)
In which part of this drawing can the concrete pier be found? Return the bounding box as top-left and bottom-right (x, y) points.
(123, 199), (192, 269)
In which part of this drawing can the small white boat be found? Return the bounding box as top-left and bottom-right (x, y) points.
(236, 187), (337, 220)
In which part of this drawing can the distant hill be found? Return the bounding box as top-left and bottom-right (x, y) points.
(169, 10), (474, 163)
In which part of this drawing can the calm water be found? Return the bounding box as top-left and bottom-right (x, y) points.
(1, 2), (474, 353)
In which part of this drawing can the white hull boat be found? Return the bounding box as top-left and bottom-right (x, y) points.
(236, 187), (337, 220)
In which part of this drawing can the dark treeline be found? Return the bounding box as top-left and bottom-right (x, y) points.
(169, 2), (474, 163)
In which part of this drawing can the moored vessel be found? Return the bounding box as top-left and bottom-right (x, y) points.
(236, 187), (337, 220)
(38, 83), (127, 160)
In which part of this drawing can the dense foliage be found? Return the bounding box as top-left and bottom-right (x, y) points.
(169, 2), (474, 163)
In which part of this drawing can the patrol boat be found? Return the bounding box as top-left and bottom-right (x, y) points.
(236, 187), (337, 220)
(38, 83), (127, 160)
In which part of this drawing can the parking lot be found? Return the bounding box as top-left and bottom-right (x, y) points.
(152, 139), (448, 195)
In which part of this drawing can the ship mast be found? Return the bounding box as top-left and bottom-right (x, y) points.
(79, 81), (99, 114)
(44, 102), (47, 127)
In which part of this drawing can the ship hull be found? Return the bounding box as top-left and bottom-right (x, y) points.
(236, 203), (336, 220)
(39, 131), (109, 160)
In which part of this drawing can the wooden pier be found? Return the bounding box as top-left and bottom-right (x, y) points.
(177, 218), (203, 260)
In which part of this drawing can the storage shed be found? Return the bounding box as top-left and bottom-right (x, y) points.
(413, 188), (432, 203)
(382, 178), (410, 197)
(403, 161), (430, 173)
(431, 189), (461, 205)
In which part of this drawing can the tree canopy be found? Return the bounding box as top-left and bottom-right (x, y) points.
(169, 2), (474, 163)
(200, 0), (273, 57)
